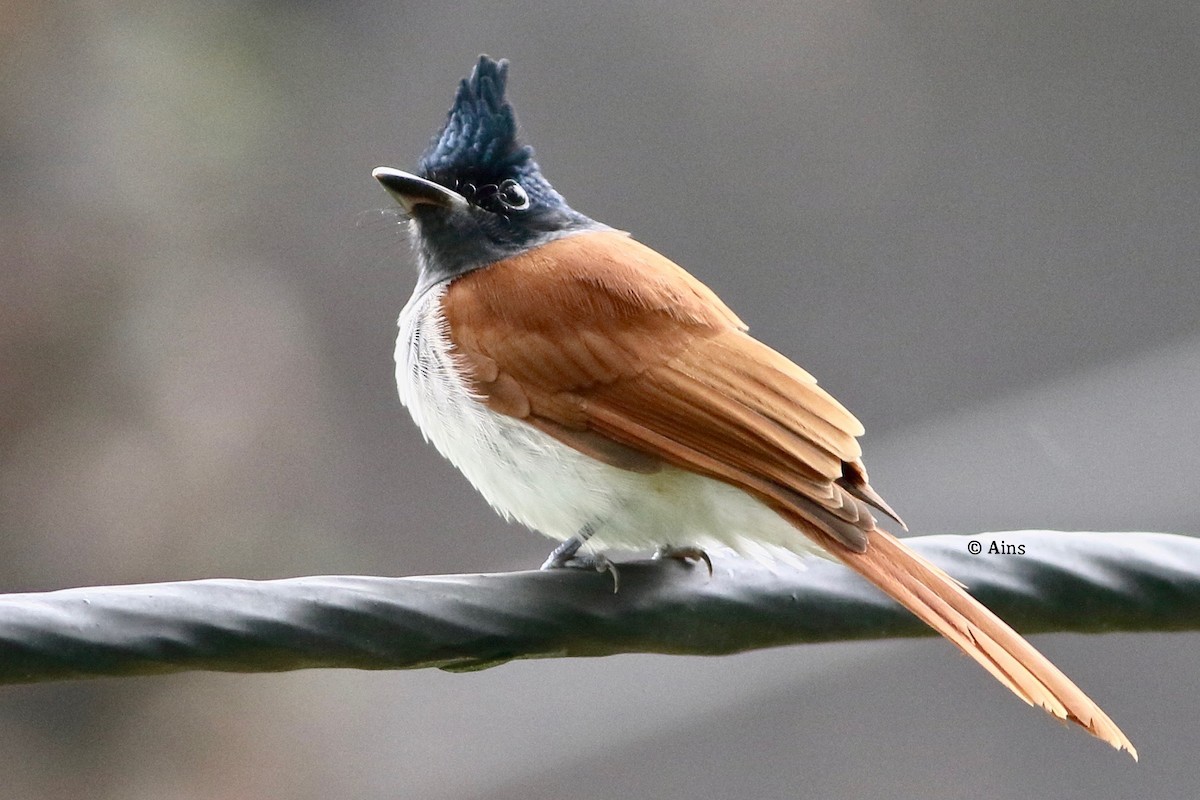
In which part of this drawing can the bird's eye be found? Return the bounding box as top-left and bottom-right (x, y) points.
(495, 179), (530, 211)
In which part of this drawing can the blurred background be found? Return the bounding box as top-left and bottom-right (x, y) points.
(2, 1), (1199, 797)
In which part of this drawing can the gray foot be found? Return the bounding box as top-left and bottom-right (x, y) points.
(541, 537), (620, 593)
(541, 536), (584, 570)
(653, 544), (713, 577)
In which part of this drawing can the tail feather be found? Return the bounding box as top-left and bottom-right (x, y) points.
(790, 516), (1137, 759)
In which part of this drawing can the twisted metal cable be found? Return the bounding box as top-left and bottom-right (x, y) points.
(1, 531), (1196, 685)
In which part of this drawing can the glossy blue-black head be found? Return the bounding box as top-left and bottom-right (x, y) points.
(374, 56), (600, 288)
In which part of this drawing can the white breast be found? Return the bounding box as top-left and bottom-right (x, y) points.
(395, 282), (821, 562)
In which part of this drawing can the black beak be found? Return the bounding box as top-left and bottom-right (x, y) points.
(372, 167), (469, 213)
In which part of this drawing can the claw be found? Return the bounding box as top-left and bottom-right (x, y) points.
(541, 542), (621, 593)
(595, 554), (620, 594)
(654, 545), (713, 578)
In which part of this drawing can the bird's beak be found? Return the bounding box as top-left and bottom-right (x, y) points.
(372, 167), (469, 214)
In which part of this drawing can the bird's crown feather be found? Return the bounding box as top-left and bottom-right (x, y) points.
(418, 56), (537, 186)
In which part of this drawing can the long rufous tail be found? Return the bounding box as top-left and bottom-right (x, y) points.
(796, 519), (1136, 758)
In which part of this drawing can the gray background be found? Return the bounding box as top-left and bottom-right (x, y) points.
(2, 1), (1198, 797)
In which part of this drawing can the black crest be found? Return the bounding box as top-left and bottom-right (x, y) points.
(419, 56), (539, 188)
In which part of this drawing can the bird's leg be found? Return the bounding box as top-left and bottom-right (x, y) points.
(540, 534), (586, 569)
(540, 523), (620, 593)
(653, 544), (713, 577)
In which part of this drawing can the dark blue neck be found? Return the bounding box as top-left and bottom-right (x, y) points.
(409, 207), (605, 297)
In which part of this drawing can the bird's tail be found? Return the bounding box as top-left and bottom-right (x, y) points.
(796, 519), (1137, 758)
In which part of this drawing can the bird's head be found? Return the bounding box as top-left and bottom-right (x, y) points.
(374, 56), (598, 289)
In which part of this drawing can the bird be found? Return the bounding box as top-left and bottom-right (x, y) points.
(373, 55), (1135, 758)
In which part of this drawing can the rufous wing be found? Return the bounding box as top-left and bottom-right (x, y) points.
(441, 229), (1135, 757)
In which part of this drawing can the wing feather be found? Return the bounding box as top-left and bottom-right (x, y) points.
(443, 229), (875, 547)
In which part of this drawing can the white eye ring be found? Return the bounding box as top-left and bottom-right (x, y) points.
(497, 179), (530, 211)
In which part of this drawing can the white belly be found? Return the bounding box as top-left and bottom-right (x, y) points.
(395, 282), (821, 562)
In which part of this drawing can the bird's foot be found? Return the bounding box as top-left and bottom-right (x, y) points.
(541, 539), (620, 593)
(653, 544), (713, 577)
(540, 536), (584, 570)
